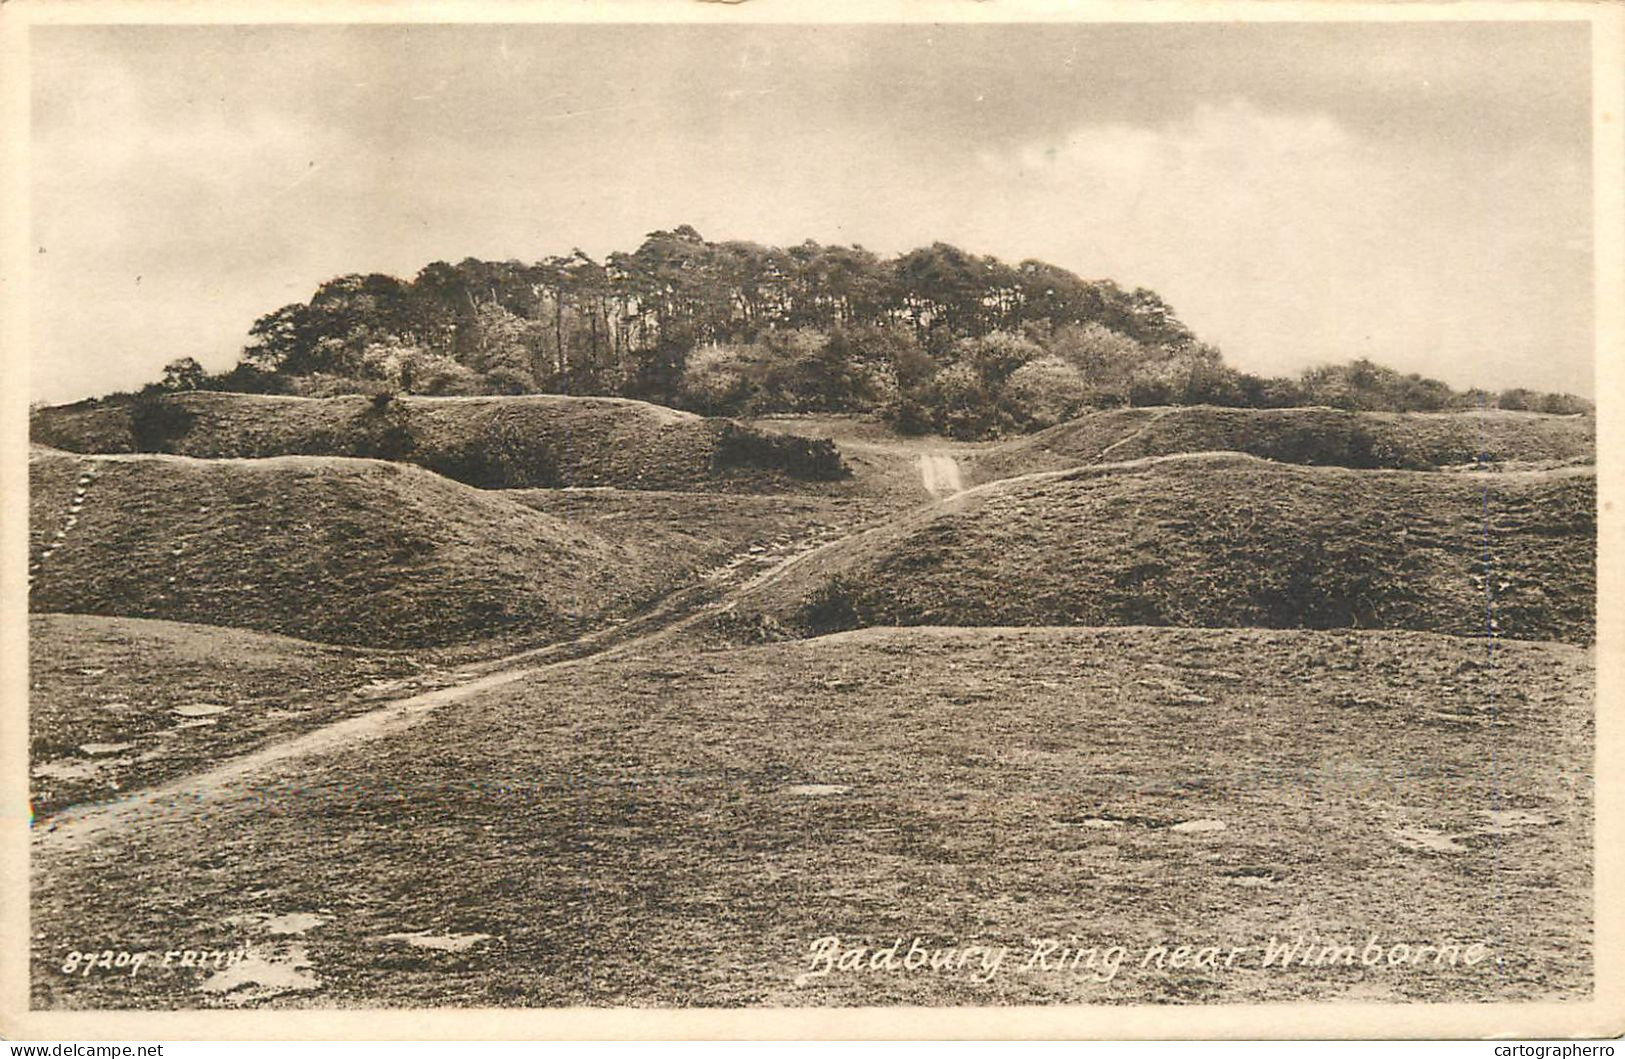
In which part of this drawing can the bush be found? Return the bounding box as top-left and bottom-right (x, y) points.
(712, 422), (849, 481)
(352, 397), (416, 461)
(681, 343), (756, 414)
(797, 575), (866, 635)
(129, 395), (197, 453)
(420, 415), (561, 488)
(1537, 392), (1593, 416)
(1005, 355), (1090, 429)
(931, 362), (1013, 440)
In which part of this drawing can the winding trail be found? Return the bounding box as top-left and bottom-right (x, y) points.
(31, 519), (858, 854)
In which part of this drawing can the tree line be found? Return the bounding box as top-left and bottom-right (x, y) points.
(148, 226), (1591, 439)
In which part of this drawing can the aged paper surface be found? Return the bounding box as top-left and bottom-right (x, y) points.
(0, 0), (1621, 1040)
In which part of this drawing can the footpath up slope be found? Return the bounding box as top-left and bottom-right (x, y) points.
(30, 392), (846, 491)
(725, 453), (1595, 644)
(28, 450), (669, 648)
(971, 406), (1594, 482)
(28, 613), (435, 817)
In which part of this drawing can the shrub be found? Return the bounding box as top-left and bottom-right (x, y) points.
(1005, 355), (1090, 429)
(129, 395), (197, 453)
(353, 397), (416, 462)
(712, 422), (849, 481)
(681, 343), (756, 414)
(932, 362), (1012, 440)
(1537, 392), (1594, 416)
(420, 415), (561, 488)
(797, 575), (866, 635)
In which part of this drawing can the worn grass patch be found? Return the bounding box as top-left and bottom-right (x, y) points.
(30, 627), (1591, 1007)
(746, 414), (994, 504)
(722, 454), (1595, 645)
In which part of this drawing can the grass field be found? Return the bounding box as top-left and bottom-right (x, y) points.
(27, 479), (889, 817)
(723, 454), (1595, 645)
(30, 392), (846, 492)
(30, 626), (1591, 1007)
(26, 393), (1595, 1011)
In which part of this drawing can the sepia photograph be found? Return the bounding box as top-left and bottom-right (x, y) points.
(3, 0), (1620, 1040)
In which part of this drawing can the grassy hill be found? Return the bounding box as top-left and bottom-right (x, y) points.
(27, 449), (684, 649)
(970, 405), (1594, 482)
(29, 391), (847, 491)
(722, 453), (1595, 644)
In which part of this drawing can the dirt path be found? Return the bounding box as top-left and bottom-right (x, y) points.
(918, 452), (964, 497)
(30, 520), (857, 854)
(29, 458), (98, 594)
(1094, 407), (1175, 461)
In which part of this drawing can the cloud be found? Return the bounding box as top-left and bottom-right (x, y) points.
(967, 98), (1590, 395)
(999, 98), (1355, 186)
(979, 99), (1373, 268)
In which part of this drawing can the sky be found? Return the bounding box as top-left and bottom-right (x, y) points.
(28, 20), (1595, 404)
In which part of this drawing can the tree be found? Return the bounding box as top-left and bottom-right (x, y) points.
(159, 356), (207, 392)
(1005, 355), (1090, 428)
(209, 227), (1570, 428)
(680, 343), (756, 414)
(242, 303), (313, 373)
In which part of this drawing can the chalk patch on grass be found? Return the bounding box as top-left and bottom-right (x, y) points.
(223, 910), (328, 935)
(1478, 809), (1554, 832)
(174, 703), (231, 718)
(33, 758), (112, 782)
(380, 930), (491, 952)
(78, 743), (135, 756)
(1170, 819), (1227, 834)
(785, 784), (852, 797)
(200, 945), (318, 1002)
(1391, 827), (1468, 855)
(263, 912), (329, 936)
